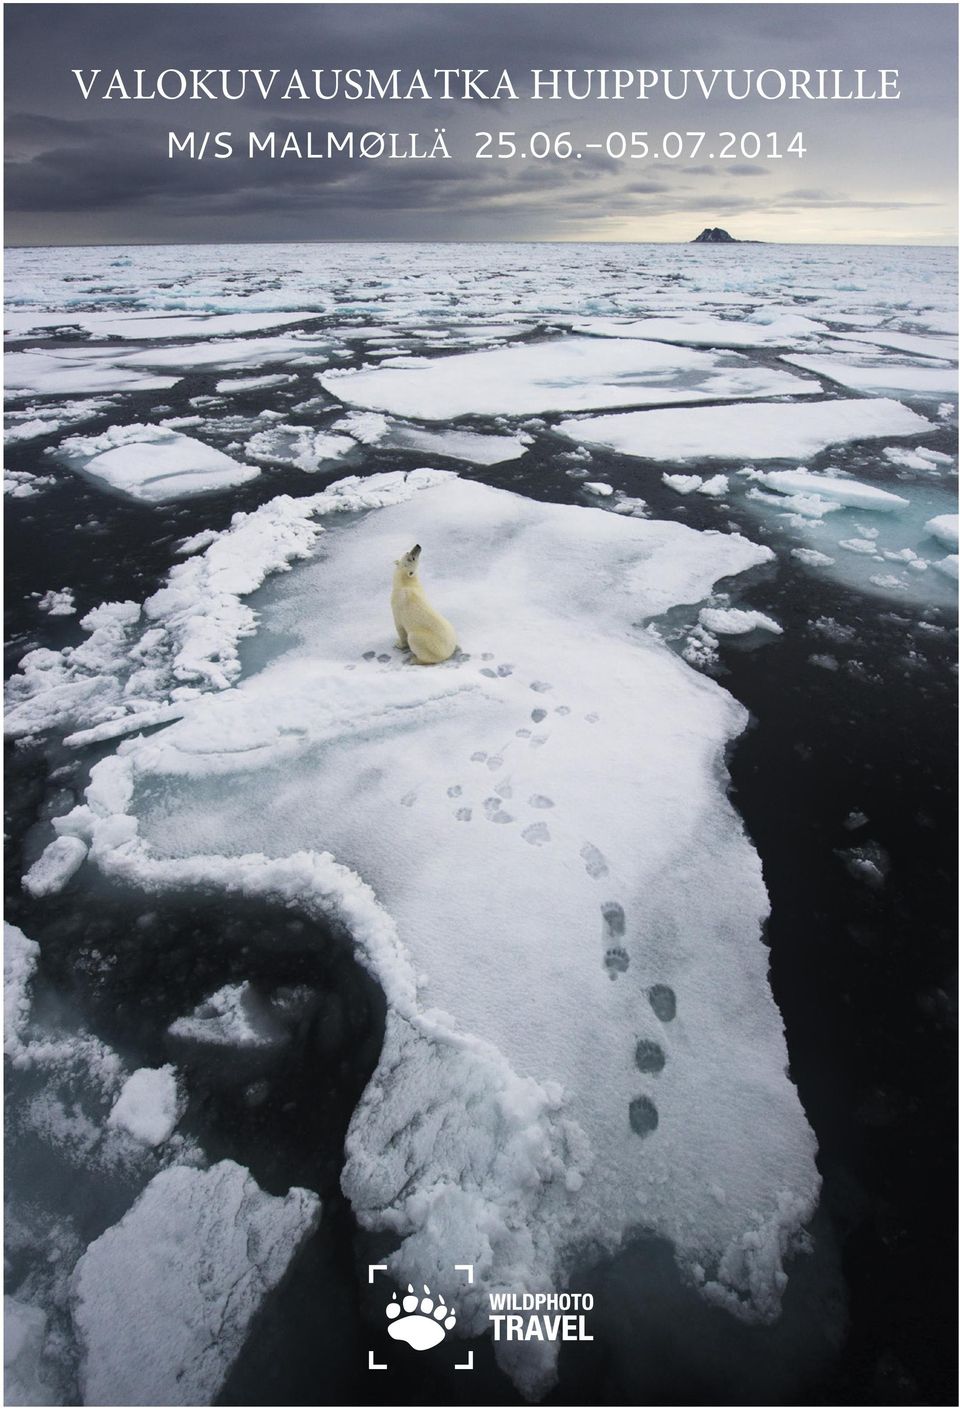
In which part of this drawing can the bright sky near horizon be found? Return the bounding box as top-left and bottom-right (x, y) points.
(4, 2), (957, 246)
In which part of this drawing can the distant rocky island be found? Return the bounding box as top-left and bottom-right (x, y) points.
(691, 227), (763, 243)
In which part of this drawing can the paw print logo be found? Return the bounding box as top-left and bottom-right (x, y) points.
(386, 1283), (457, 1351)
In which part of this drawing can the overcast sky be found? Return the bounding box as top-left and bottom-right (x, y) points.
(4, 2), (957, 245)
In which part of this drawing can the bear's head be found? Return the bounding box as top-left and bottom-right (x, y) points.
(395, 544), (422, 579)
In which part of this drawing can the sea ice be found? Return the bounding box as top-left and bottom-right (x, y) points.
(838, 329), (957, 360)
(37, 588), (76, 616)
(663, 474), (703, 495)
(22, 835), (88, 898)
(168, 983), (288, 1048)
(782, 354), (958, 398)
(791, 548), (836, 567)
(215, 373), (297, 393)
(697, 474), (729, 498)
(4, 1297), (58, 1407)
(559, 398), (934, 462)
(5, 398), (115, 443)
(107, 1066), (184, 1147)
(5, 349), (179, 398)
(245, 424), (356, 471)
(574, 313), (828, 347)
(3, 469), (57, 497)
(384, 424), (530, 465)
(71, 1161), (320, 1405)
(321, 336), (816, 419)
(4, 310), (318, 342)
(745, 470), (910, 513)
(698, 607), (782, 636)
(883, 445), (954, 473)
(55, 423), (260, 502)
(53, 470), (817, 1398)
(924, 514), (959, 548)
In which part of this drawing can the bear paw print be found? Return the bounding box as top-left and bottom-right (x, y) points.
(385, 1284), (456, 1351)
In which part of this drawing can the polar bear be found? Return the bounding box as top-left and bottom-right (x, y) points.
(391, 544), (457, 664)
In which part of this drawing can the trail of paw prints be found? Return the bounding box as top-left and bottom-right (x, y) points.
(627, 989), (676, 1140)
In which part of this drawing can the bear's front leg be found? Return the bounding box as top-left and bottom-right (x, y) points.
(392, 613), (409, 650)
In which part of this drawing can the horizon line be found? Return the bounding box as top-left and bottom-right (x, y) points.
(5, 237), (957, 251)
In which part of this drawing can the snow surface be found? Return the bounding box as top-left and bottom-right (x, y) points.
(559, 398), (933, 462)
(107, 1066), (184, 1146)
(321, 336), (817, 420)
(49, 469), (818, 1398)
(55, 423), (260, 503)
(71, 1161), (320, 1405)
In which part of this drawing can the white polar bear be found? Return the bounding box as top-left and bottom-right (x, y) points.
(391, 544), (457, 664)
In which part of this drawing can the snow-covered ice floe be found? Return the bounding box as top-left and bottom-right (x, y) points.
(559, 397), (933, 462)
(72, 1161), (320, 1405)
(924, 513), (959, 549)
(36, 469), (819, 1398)
(574, 312), (829, 347)
(54, 423), (260, 502)
(782, 353), (958, 399)
(5, 309), (319, 342)
(320, 336), (818, 419)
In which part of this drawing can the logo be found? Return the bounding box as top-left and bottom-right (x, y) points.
(368, 1262), (474, 1371)
(385, 1284), (457, 1350)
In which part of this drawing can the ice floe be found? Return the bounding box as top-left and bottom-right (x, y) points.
(4, 1297), (58, 1407)
(107, 1066), (184, 1147)
(698, 607), (782, 636)
(22, 835), (88, 898)
(384, 424), (531, 465)
(5, 349), (180, 398)
(4, 309), (319, 342)
(245, 423), (356, 471)
(215, 372), (297, 394)
(55, 423), (260, 502)
(924, 514), (959, 548)
(745, 469), (909, 512)
(4, 469), (57, 498)
(45, 470), (817, 1397)
(321, 336), (817, 420)
(168, 983), (290, 1049)
(5, 398), (115, 443)
(782, 354), (958, 398)
(574, 313), (829, 347)
(72, 1161), (320, 1405)
(559, 398), (933, 462)
(37, 588), (76, 616)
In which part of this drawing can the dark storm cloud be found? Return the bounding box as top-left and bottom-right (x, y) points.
(3, 2), (957, 243)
